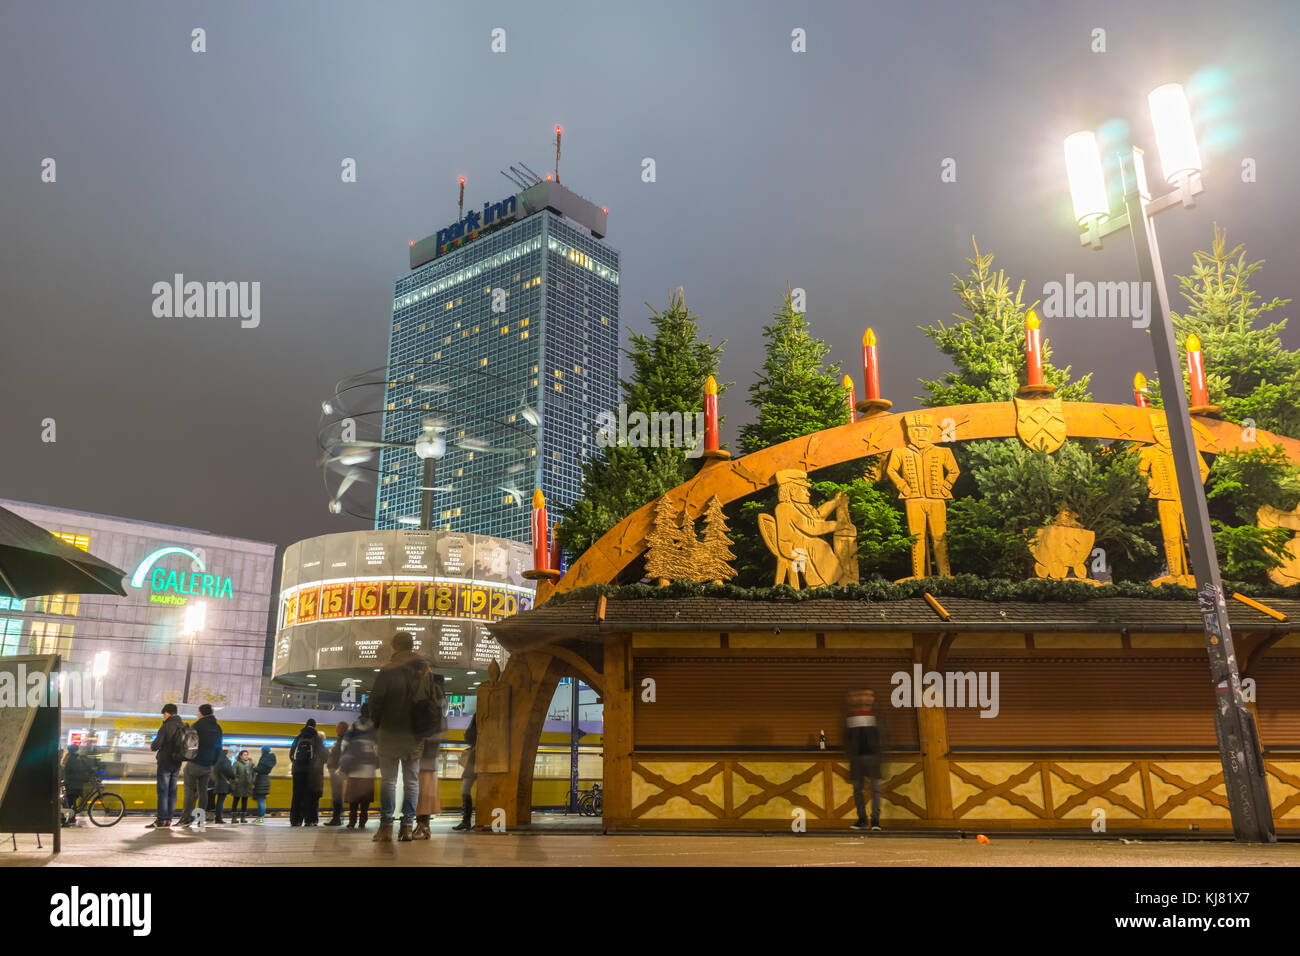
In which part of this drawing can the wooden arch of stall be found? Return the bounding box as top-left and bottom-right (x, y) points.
(473, 401), (1300, 827)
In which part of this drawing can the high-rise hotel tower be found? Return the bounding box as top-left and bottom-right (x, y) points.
(376, 179), (620, 543)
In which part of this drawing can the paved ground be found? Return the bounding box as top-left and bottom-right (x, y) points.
(4, 815), (1299, 866)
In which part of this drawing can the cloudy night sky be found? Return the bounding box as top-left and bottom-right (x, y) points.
(2, 0), (1298, 550)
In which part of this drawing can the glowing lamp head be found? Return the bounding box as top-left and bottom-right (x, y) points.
(414, 433), (445, 460)
(1026, 309), (1040, 330)
(328, 499), (342, 514)
(863, 328), (876, 347)
(704, 375), (718, 396)
(1134, 372), (1148, 390)
(1148, 83), (1203, 183)
(1186, 332), (1203, 353)
(1063, 131), (1110, 226)
(532, 488), (545, 509)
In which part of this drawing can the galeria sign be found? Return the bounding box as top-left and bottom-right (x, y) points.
(130, 547), (233, 603)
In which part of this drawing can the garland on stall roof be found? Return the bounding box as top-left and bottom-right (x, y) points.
(543, 574), (1300, 607)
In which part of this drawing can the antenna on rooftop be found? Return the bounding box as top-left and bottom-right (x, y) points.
(518, 162), (544, 185)
(500, 168), (529, 190)
(457, 177), (465, 220)
(554, 126), (562, 184)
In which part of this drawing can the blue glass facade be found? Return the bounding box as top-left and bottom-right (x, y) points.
(377, 209), (620, 543)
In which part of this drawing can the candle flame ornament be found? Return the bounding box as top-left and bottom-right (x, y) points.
(523, 489), (561, 581)
(700, 375), (730, 462)
(1017, 309), (1054, 397)
(842, 375), (857, 423)
(1133, 372), (1149, 408)
(855, 328), (893, 415)
(1185, 333), (1219, 415)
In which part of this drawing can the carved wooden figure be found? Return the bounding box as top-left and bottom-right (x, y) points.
(885, 412), (959, 580)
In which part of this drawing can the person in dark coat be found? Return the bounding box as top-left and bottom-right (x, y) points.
(844, 688), (886, 831)
(252, 745), (277, 825)
(231, 750), (255, 823)
(179, 703), (223, 827)
(61, 744), (95, 826)
(289, 719), (325, 826)
(340, 702), (378, 829)
(147, 703), (185, 828)
(212, 748), (236, 824)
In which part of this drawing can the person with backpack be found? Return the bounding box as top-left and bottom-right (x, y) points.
(147, 703), (186, 829)
(231, 749), (255, 823)
(252, 745), (276, 824)
(323, 720), (350, 826)
(289, 719), (324, 826)
(413, 665), (448, 839)
(339, 701), (378, 830)
(368, 631), (434, 842)
(845, 688), (886, 831)
(178, 703), (223, 828)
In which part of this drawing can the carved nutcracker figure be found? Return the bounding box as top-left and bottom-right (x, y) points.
(886, 412), (960, 580)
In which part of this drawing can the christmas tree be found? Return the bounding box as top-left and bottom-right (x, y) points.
(694, 495), (737, 584)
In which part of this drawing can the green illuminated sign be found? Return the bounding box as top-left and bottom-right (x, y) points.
(130, 547), (234, 602)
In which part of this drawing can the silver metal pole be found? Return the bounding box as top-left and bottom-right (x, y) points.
(1119, 148), (1274, 843)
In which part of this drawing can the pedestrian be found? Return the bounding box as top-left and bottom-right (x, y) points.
(339, 701), (377, 830)
(844, 688), (885, 831)
(322, 720), (349, 826)
(369, 631), (434, 842)
(413, 666), (447, 840)
(452, 713), (477, 832)
(61, 744), (95, 826)
(252, 744), (276, 825)
(147, 703), (185, 829)
(213, 747), (236, 824)
(308, 721), (329, 825)
(289, 718), (325, 826)
(178, 703), (223, 828)
(231, 749), (254, 823)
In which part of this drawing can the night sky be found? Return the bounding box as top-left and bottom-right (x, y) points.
(3, 0), (1298, 551)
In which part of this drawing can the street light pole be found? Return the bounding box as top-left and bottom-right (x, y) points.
(1064, 88), (1275, 842)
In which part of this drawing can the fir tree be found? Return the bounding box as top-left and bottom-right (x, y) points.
(694, 495), (737, 584)
(644, 496), (689, 585)
(738, 288), (850, 454)
(557, 289), (728, 560)
(918, 238), (1091, 406)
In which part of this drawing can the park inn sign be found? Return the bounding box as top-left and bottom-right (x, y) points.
(129, 547), (234, 604)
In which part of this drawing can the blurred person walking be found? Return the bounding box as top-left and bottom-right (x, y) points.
(289, 718), (325, 826)
(413, 667), (448, 840)
(845, 689), (885, 831)
(340, 701), (378, 830)
(369, 631), (436, 843)
(452, 714), (477, 832)
(212, 747), (236, 824)
(323, 720), (350, 826)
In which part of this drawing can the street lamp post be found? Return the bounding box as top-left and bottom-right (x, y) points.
(181, 602), (206, 706)
(1064, 85), (1275, 842)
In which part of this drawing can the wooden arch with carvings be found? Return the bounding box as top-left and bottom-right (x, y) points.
(550, 401), (1300, 597)
(474, 401), (1300, 829)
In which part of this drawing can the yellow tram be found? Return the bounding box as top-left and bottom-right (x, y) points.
(61, 706), (602, 815)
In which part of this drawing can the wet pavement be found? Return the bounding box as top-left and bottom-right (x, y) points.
(4, 815), (1298, 866)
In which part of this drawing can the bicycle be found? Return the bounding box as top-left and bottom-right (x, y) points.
(576, 783), (602, 817)
(60, 772), (126, 828)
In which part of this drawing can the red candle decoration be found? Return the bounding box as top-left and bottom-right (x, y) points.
(531, 488), (549, 572)
(861, 328), (881, 400)
(1133, 372), (1149, 408)
(1025, 310), (1043, 387)
(703, 375), (719, 452)
(842, 375), (857, 423)
(549, 521), (562, 573)
(1186, 333), (1209, 408)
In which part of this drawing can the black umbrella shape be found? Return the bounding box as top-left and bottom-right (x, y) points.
(0, 503), (127, 599)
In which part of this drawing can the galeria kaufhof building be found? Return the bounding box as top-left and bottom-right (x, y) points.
(0, 498), (277, 711)
(377, 179), (620, 541)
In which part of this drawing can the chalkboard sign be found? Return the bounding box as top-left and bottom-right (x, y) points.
(0, 656), (60, 853)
